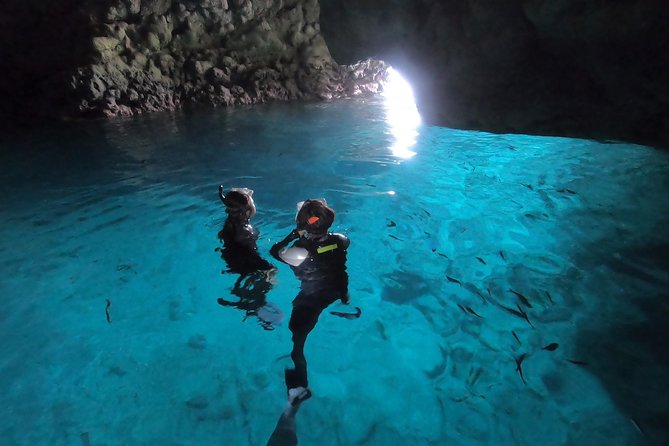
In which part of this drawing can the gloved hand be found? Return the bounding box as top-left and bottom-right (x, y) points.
(287, 228), (301, 240)
(289, 228), (307, 239)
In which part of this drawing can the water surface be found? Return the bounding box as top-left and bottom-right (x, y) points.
(1, 97), (668, 445)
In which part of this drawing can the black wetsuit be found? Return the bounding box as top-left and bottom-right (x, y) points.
(270, 230), (349, 388)
(217, 216), (275, 327)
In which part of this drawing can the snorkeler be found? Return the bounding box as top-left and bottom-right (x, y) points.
(216, 186), (282, 330)
(269, 199), (350, 405)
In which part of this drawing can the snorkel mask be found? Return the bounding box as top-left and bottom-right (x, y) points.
(220, 186), (256, 218)
(295, 198), (334, 235)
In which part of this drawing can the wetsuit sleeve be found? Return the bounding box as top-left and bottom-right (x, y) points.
(270, 229), (301, 263)
(333, 233), (350, 250)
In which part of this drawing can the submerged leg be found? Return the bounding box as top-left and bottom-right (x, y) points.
(266, 410), (297, 446)
(285, 292), (339, 388)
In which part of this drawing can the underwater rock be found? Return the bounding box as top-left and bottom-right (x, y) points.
(187, 334), (207, 350)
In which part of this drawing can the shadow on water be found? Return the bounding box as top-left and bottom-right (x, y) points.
(572, 241), (669, 445)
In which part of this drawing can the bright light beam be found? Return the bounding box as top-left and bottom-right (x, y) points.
(382, 67), (421, 159)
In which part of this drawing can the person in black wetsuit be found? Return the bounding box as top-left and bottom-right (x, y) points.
(216, 186), (281, 330)
(269, 198), (350, 406)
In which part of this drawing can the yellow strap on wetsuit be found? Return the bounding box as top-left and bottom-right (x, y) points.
(316, 243), (338, 254)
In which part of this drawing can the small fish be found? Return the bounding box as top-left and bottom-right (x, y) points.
(499, 250), (506, 261)
(105, 299), (111, 324)
(388, 234), (403, 241)
(522, 183), (534, 190)
(422, 208), (432, 217)
(446, 275), (462, 286)
(437, 252), (449, 259)
(465, 306), (483, 318)
(630, 418), (644, 436)
(542, 343), (559, 351)
(566, 359), (588, 366)
(487, 288), (492, 297)
(508, 145), (517, 151)
(515, 304), (535, 328)
(456, 303), (468, 314)
(545, 290), (554, 304)
(475, 257), (486, 265)
(330, 307), (362, 320)
(509, 289), (533, 308)
(512, 331), (521, 345)
(387, 220), (396, 227)
(515, 353), (528, 384)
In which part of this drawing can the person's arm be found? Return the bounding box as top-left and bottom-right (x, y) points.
(334, 233), (350, 250)
(270, 229), (308, 266)
(333, 233), (350, 303)
(270, 229), (301, 262)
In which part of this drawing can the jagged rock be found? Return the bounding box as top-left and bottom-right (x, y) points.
(59, 0), (389, 117)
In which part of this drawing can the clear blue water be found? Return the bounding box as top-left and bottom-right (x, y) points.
(1, 97), (668, 446)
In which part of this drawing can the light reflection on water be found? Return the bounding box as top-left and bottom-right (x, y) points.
(382, 67), (421, 159)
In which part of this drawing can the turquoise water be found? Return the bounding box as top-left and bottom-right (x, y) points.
(1, 97), (668, 445)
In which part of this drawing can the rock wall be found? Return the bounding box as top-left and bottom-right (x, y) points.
(2, 0), (667, 147)
(0, 0), (387, 121)
(319, 0), (669, 147)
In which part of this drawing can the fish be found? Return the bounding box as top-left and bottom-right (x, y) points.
(388, 234), (403, 241)
(387, 220), (396, 227)
(330, 306), (362, 320)
(499, 250), (506, 260)
(465, 306), (483, 318)
(462, 283), (487, 303)
(515, 304), (534, 328)
(566, 359), (588, 366)
(542, 343), (559, 351)
(630, 418), (644, 436)
(437, 252), (449, 259)
(446, 275), (462, 286)
(105, 299), (111, 323)
(557, 188), (577, 195)
(476, 257), (486, 265)
(456, 303), (468, 314)
(512, 331), (521, 345)
(515, 353), (528, 384)
(424, 345), (448, 380)
(422, 208), (432, 217)
(509, 289), (533, 308)
(522, 183), (534, 190)
(545, 290), (554, 304)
